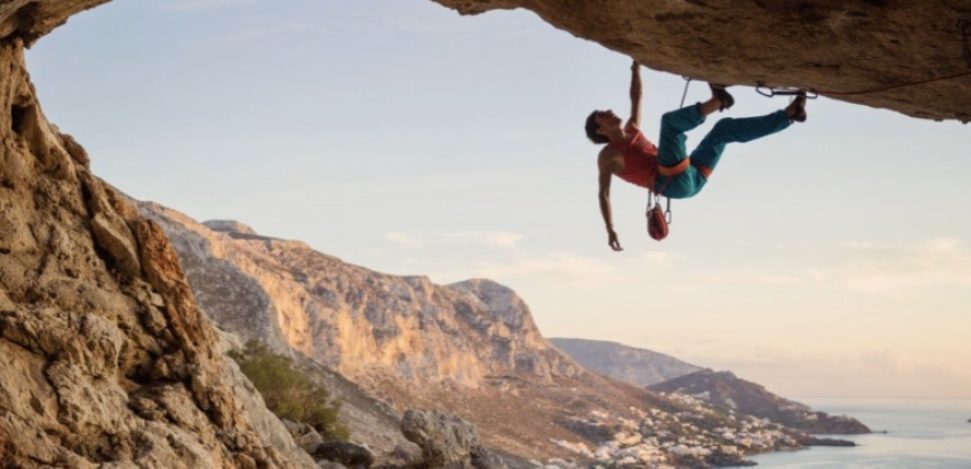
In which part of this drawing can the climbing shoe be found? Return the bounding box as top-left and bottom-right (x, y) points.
(709, 83), (735, 112)
(786, 92), (807, 123)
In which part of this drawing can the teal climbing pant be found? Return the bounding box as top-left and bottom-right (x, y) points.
(655, 103), (791, 199)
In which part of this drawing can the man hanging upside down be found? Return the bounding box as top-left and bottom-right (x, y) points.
(586, 61), (807, 251)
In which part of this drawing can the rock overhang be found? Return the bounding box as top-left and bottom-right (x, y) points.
(2, 1), (969, 121)
(0, 0), (109, 46)
(432, 0), (971, 122)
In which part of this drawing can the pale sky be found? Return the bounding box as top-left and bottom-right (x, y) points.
(28, 0), (971, 399)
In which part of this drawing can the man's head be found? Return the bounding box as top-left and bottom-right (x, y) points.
(584, 109), (622, 144)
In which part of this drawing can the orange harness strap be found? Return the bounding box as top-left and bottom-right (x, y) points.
(657, 158), (714, 179)
(658, 158), (691, 177)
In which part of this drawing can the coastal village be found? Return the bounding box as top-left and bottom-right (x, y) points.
(545, 393), (813, 468)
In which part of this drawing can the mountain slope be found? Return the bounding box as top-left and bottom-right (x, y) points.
(138, 204), (837, 466)
(550, 338), (702, 387)
(651, 370), (871, 435)
(138, 203), (631, 459)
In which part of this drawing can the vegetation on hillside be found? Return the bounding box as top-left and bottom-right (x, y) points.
(230, 341), (349, 440)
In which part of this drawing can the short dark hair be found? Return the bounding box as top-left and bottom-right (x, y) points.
(585, 111), (609, 144)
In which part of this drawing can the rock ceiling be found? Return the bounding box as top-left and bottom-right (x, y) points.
(433, 0), (971, 122)
(3, 0), (969, 121)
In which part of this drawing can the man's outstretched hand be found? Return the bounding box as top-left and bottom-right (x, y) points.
(608, 230), (623, 252)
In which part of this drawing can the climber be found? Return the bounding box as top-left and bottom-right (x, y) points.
(587, 61), (807, 251)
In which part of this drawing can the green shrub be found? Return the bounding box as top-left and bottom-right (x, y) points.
(230, 341), (349, 440)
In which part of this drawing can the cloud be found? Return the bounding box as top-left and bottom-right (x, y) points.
(470, 252), (620, 288)
(441, 231), (523, 248)
(697, 348), (971, 399)
(815, 237), (971, 292)
(384, 231), (425, 248)
(384, 231), (523, 249)
(639, 250), (685, 268)
(693, 238), (971, 292)
(692, 271), (805, 287)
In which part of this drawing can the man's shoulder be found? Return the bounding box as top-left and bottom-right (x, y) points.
(597, 145), (619, 160)
(597, 145), (622, 171)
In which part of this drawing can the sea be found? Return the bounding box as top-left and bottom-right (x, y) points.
(749, 398), (971, 468)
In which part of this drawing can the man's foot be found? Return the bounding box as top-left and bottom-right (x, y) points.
(785, 92), (808, 123)
(709, 83), (735, 112)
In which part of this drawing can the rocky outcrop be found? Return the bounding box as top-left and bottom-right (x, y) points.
(0, 36), (313, 468)
(400, 410), (503, 469)
(550, 337), (702, 387)
(650, 369), (871, 435)
(312, 441), (375, 469)
(205, 220), (259, 236)
(434, 0), (971, 121)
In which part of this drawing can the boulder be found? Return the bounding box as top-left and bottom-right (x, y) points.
(283, 419), (327, 454)
(401, 410), (505, 469)
(313, 441), (375, 468)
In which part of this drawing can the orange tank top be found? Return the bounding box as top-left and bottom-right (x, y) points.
(614, 124), (659, 190)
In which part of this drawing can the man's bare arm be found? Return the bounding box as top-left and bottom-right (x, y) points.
(598, 163), (623, 251)
(628, 60), (642, 128)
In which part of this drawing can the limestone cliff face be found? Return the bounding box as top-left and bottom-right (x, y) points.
(434, 0), (971, 121)
(0, 37), (312, 469)
(139, 204), (582, 389)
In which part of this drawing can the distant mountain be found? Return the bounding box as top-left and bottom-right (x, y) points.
(650, 370), (871, 435)
(550, 338), (702, 386)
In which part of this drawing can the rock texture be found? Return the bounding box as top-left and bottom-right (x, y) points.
(400, 410), (502, 469)
(650, 369), (871, 435)
(0, 0), (109, 45)
(0, 37), (313, 468)
(434, 0), (971, 121)
(550, 337), (702, 387)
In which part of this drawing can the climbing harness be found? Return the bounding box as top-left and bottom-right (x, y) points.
(646, 77), (691, 240)
(757, 20), (971, 98)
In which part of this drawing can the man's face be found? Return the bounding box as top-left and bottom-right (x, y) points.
(594, 110), (622, 136)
